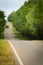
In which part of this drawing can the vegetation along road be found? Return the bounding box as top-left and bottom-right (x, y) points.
(4, 22), (43, 65)
(0, 40), (15, 65)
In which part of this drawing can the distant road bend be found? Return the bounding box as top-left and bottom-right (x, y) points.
(4, 22), (43, 65)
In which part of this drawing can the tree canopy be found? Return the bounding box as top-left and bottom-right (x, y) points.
(8, 0), (43, 40)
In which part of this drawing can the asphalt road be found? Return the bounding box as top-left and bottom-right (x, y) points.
(4, 22), (43, 65)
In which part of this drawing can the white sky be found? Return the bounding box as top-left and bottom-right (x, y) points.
(0, 0), (28, 18)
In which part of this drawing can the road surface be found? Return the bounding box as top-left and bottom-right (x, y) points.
(4, 22), (43, 65)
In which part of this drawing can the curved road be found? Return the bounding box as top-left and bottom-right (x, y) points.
(4, 22), (43, 65)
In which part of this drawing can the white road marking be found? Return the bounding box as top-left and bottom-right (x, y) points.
(7, 40), (24, 65)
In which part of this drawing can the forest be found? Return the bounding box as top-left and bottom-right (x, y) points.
(8, 0), (43, 40)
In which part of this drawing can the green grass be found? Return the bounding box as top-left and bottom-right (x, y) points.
(0, 39), (15, 65)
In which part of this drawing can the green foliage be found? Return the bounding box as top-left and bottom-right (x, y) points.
(0, 11), (6, 38)
(34, 0), (43, 39)
(8, 0), (43, 40)
(8, 11), (15, 22)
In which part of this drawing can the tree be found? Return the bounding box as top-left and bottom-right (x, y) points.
(8, 11), (15, 22)
(33, 0), (43, 39)
(0, 11), (6, 38)
(8, 0), (43, 40)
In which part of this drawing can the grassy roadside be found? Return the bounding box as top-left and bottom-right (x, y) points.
(0, 39), (15, 65)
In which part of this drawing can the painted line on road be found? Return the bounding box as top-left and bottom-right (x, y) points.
(7, 40), (24, 65)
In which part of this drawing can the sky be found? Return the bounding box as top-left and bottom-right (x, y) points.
(0, 0), (28, 18)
